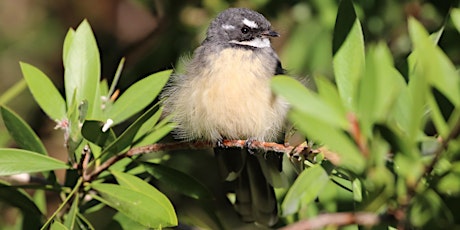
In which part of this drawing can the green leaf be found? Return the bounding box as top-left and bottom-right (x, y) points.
(64, 19), (100, 118)
(0, 148), (68, 176)
(134, 106), (164, 141)
(108, 58), (125, 98)
(134, 122), (174, 147)
(332, 0), (365, 109)
(143, 162), (213, 200)
(91, 183), (178, 228)
(0, 181), (44, 222)
(111, 170), (177, 222)
(410, 189), (453, 227)
(289, 109), (365, 173)
(20, 62), (66, 120)
(408, 17), (460, 106)
(108, 70), (171, 125)
(314, 76), (347, 118)
(102, 104), (161, 156)
(62, 28), (75, 67)
(437, 172), (460, 195)
(451, 8), (460, 33)
(50, 221), (69, 230)
(63, 195), (79, 230)
(1, 106), (48, 155)
(357, 43), (406, 137)
(81, 120), (113, 147)
(271, 76), (348, 129)
(281, 164), (328, 216)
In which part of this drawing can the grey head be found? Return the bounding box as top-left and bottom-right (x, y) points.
(204, 8), (279, 49)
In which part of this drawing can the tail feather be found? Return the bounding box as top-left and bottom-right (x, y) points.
(215, 148), (280, 227)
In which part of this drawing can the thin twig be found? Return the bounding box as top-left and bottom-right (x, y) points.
(279, 212), (381, 230)
(85, 140), (319, 181)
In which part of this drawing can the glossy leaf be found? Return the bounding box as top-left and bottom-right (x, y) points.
(134, 122), (174, 147)
(271, 76), (348, 129)
(92, 183), (178, 228)
(81, 120), (113, 147)
(0, 148), (68, 176)
(20, 62), (66, 120)
(111, 170), (177, 222)
(1, 106), (47, 155)
(332, 0), (365, 109)
(289, 109), (365, 172)
(62, 28), (75, 67)
(108, 70), (171, 125)
(143, 162), (213, 200)
(64, 19), (100, 118)
(408, 18), (460, 106)
(134, 106), (164, 141)
(357, 43), (405, 137)
(102, 104), (161, 156)
(282, 164), (328, 215)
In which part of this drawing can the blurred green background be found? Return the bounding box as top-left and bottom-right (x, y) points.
(1, 0), (459, 227)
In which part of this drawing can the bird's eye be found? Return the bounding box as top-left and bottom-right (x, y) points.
(241, 26), (250, 34)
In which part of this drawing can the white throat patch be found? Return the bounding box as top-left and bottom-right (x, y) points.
(229, 37), (270, 48)
(243, 18), (258, 28)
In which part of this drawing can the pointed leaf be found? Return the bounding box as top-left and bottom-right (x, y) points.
(108, 70), (171, 125)
(357, 43), (406, 137)
(408, 17), (460, 106)
(134, 122), (174, 147)
(81, 120), (113, 147)
(332, 0), (365, 109)
(64, 19), (100, 117)
(62, 28), (75, 67)
(20, 62), (66, 120)
(289, 109), (365, 172)
(282, 165), (328, 215)
(91, 183), (178, 228)
(102, 104), (160, 156)
(143, 162), (213, 200)
(271, 76), (348, 129)
(111, 170), (177, 222)
(1, 106), (47, 155)
(0, 148), (68, 176)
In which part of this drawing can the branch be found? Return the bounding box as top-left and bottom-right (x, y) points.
(84, 140), (320, 181)
(279, 212), (381, 230)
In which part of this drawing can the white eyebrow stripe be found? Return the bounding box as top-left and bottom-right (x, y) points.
(222, 24), (235, 30)
(243, 18), (258, 28)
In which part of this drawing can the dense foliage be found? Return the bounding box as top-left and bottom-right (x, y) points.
(1, 0), (460, 229)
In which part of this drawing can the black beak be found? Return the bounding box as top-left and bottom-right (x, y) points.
(261, 30), (280, 37)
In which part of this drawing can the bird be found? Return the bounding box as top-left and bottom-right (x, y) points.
(161, 8), (289, 227)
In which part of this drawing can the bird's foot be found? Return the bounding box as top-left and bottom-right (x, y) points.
(244, 138), (257, 155)
(216, 139), (227, 149)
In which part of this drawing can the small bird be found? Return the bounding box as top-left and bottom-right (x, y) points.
(161, 8), (288, 227)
